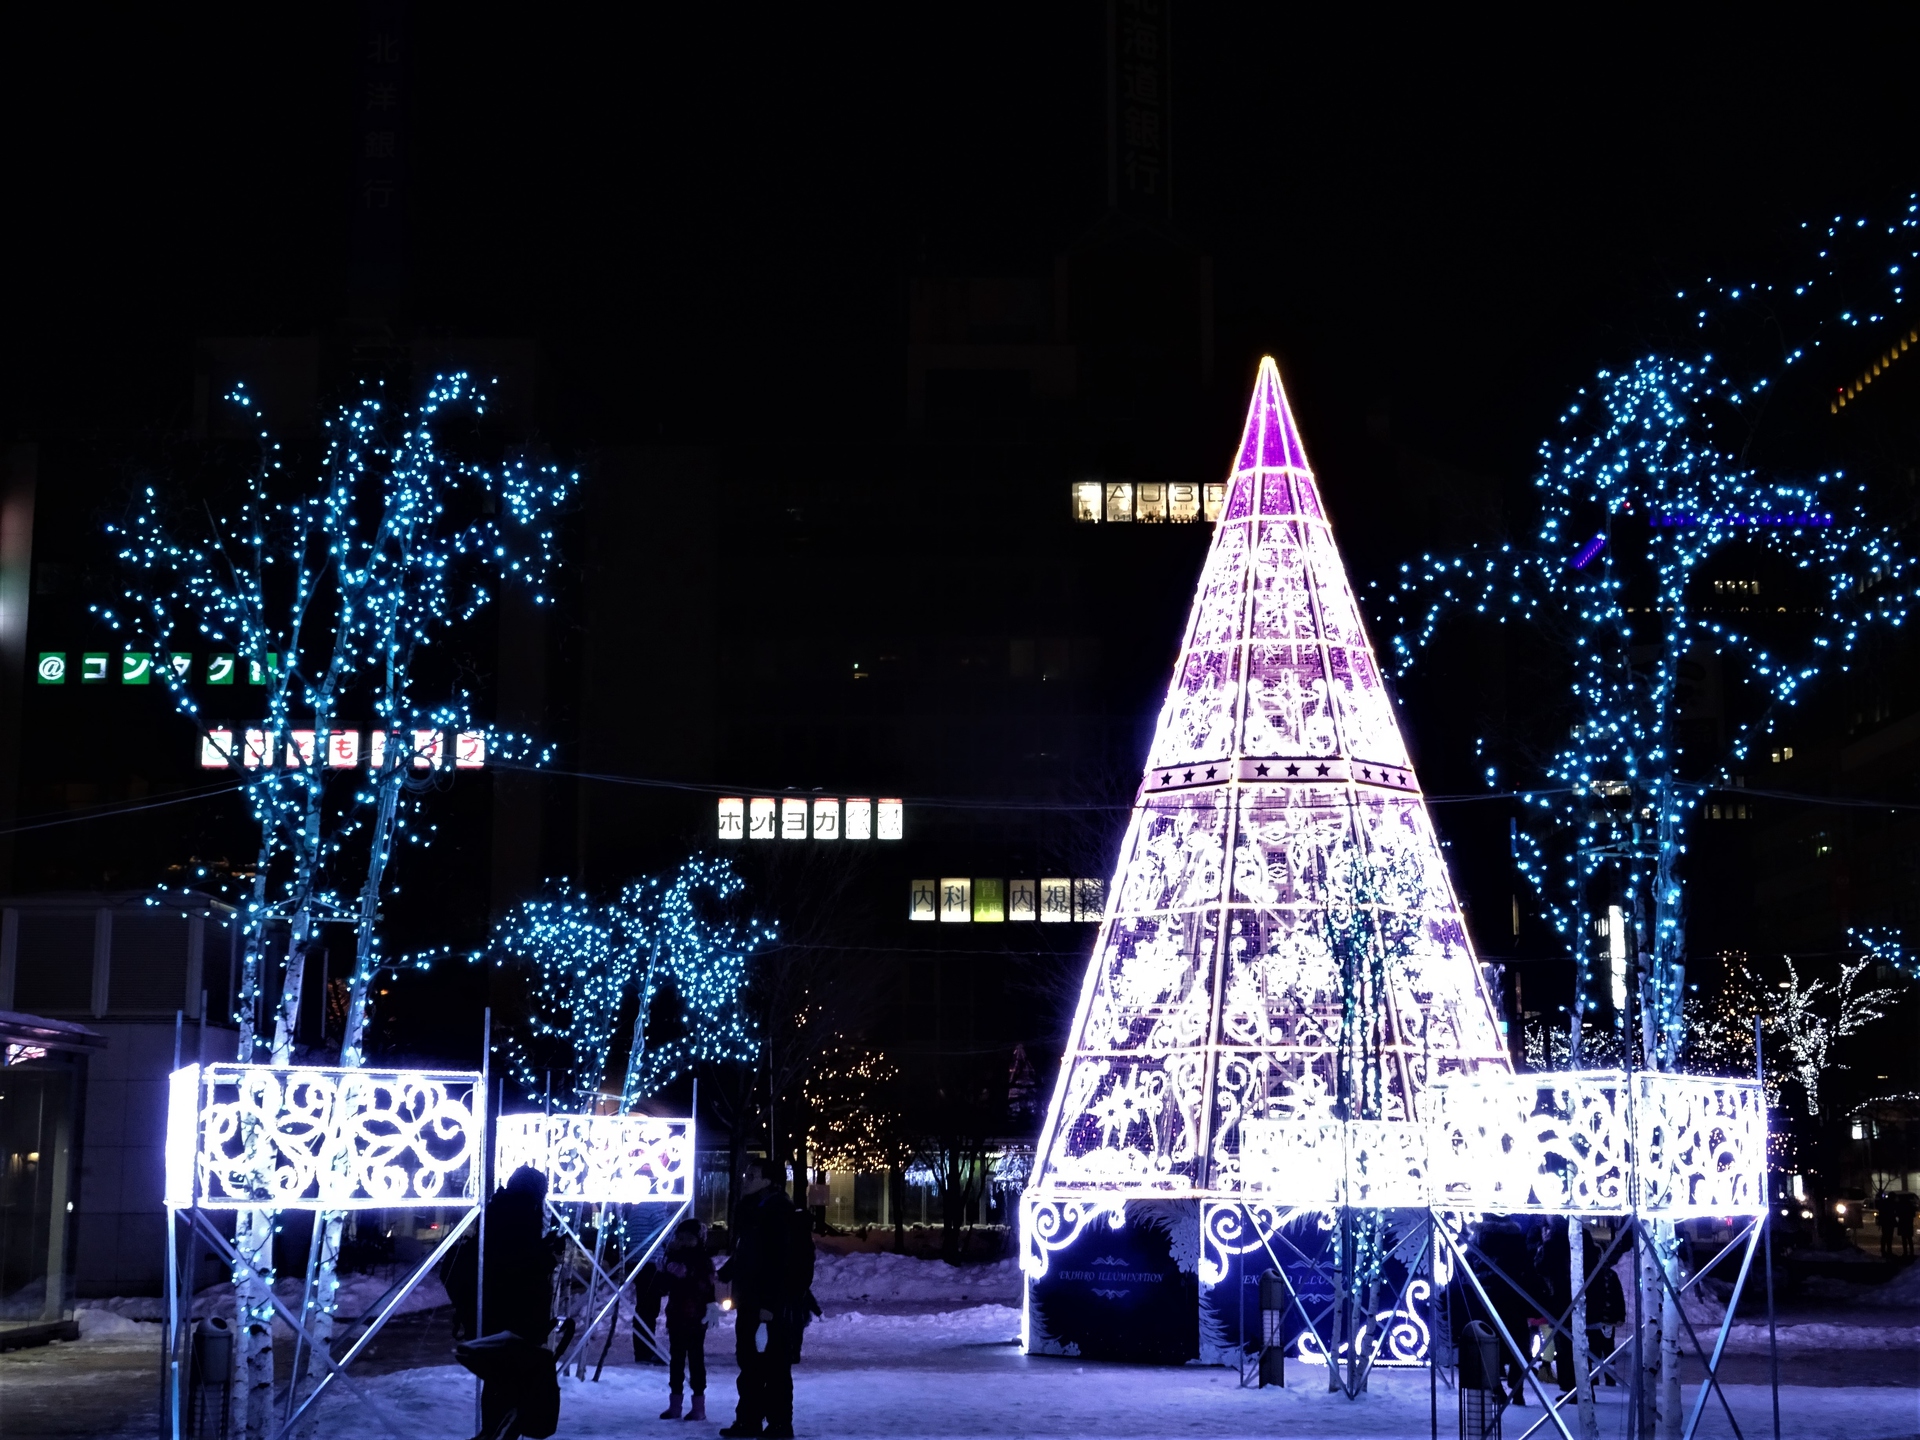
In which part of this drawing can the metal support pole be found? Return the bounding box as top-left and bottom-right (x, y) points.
(475, 1006), (490, 1436)
(1757, 1014), (1779, 1440)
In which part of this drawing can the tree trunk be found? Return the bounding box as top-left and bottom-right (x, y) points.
(889, 1166), (906, 1253)
(300, 766), (403, 1429)
(1655, 1220), (1682, 1440)
(1570, 1223), (1598, 1440)
(231, 857), (275, 1440)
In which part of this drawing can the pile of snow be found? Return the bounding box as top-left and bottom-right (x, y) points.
(809, 1250), (1019, 1305)
(1858, 1262), (1920, 1308)
(90, 1268), (452, 1330)
(1724, 1321), (1920, 1351)
(73, 1306), (148, 1340)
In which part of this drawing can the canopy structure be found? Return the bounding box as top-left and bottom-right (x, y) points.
(1031, 356), (1510, 1204)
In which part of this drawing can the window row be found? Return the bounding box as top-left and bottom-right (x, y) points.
(1070, 482), (1225, 525)
(39, 651), (281, 686)
(909, 876), (1105, 923)
(717, 796), (903, 841)
(199, 728), (487, 770)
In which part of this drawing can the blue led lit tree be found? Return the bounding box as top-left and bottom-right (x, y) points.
(102, 376), (574, 1433)
(483, 855), (771, 1112)
(1384, 350), (1918, 1436)
(1386, 355), (1916, 1065)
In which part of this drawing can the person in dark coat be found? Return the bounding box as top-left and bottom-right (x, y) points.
(1455, 1217), (1544, 1406)
(718, 1159), (798, 1440)
(454, 1165), (560, 1440)
(644, 1218), (716, 1421)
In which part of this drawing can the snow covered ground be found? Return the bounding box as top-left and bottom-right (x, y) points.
(18, 1252), (1916, 1440)
(304, 1304), (1920, 1440)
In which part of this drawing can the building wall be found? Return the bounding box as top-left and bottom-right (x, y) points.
(71, 1020), (236, 1297)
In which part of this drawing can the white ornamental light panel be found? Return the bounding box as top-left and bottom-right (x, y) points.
(494, 1114), (694, 1205)
(165, 1064), (482, 1209)
(1234, 1073), (1766, 1217)
(1030, 358), (1511, 1200)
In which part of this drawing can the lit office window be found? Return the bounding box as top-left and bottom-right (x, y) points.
(749, 797), (777, 839)
(201, 729), (234, 769)
(782, 797), (809, 839)
(845, 798), (873, 840)
(718, 797), (745, 839)
(1008, 879), (1037, 920)
(1071, 482), (1102, 522)
(909, 880), (938, 921)
(877, 798), (904, 840)
(1203, 483), (1226, 522)
(973, 878), (1005, 922)
(1040, 878), (1072, 922)
(1105, 483), (1134, 523)
(328, 731), (360, 768)
(940, 878), (972, 922)
(1136, 484), (1167, 523)
(1169, 483), (1201, 523)
(812, 797), (840, 839)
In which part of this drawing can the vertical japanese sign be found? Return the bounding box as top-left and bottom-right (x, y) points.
(352, 0), (407, 312)
(973, 878), (1005, 923)
(1008, 879), (1037, 921)
(781, 797), (808, 839)
(748, 797), (777, 840)
(1040, 878), (1073, 923)
(1111, 0), (1171, 220)
(909, 879), (938, 921)
(940, 878), (972, 923)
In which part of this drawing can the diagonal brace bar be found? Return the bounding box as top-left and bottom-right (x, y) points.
(270, 1205), (480, 1440)
(186, 1210), (409, 1440)
(1432, 1217), (1578, 1440)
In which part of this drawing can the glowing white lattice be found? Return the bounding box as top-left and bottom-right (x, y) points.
(1031, 358), (1510, 1200)
(494, 1113), (693, 1204)
(1425, 1072), (1763, 1217)
(170, 1063), (481, 1210)
(1239, 1118), (1427, 1209)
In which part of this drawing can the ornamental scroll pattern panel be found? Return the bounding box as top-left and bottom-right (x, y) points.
(194, 1064), (480, 1209)
(1111, 794), (1227, 919)
(1427, 1076), (1631, 1213)
(1078, 908), (1219, 1052)
(1427, 1074), (1767, 1216)
(1358, 795), (1509, 1077)
(1237, 1119), (1427, 1208)
(1040, 1052), (1206, 1191)
(1635, 1075), (1767, 1217)
(1148, 525), (1250, 770)
(494, 1114), (693, 1205)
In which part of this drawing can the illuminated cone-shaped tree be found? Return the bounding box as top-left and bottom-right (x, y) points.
(1024, 357), (1509, 1367)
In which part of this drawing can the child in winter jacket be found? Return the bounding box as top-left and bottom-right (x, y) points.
(652, 1219), (716, 1421)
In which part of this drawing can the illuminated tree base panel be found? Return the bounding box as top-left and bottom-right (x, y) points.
(1022, 1198), (1434, 1367)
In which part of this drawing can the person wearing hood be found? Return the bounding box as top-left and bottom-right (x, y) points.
(451, 1165), (562, 1440)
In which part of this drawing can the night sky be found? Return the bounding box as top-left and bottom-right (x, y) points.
(9, 9), (1917, 475)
